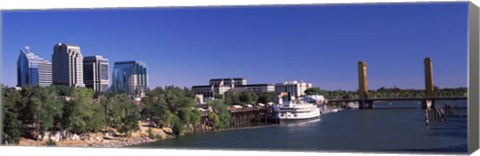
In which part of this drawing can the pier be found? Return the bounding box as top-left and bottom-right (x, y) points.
(229, 106), (272, 128)
(195, 104), (274, 131)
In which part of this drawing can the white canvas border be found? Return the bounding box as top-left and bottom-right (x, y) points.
(0, 0), (478, 156)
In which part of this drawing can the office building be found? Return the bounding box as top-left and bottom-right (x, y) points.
(52, 43), (85, 87)
(112, 60), (148, 98)
(209, 78), (247, 87)
(193, 78), (275, 98)
(232, 84), (275, 93)
(193, 78), (245, 98)
(192, 85), (215, 98)
(83, 55), (109, 92)
(17, 46), (52, 87)
(275, 80), (312, 99)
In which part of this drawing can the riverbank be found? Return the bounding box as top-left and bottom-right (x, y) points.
(18, 106), (343, 148)
(18, 121), (176, 148)
(17, 121), (266, 147)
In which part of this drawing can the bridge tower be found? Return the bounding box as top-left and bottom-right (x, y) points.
(423, 57), (435, 109)
(358, 61), (373, 109)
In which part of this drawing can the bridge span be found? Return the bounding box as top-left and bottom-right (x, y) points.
(339, 57), (466, 109)
(328, 96), (467, 103)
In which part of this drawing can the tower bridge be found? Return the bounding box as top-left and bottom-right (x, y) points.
(331, 57), (466, 109)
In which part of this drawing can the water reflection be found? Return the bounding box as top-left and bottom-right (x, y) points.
(283, 118), (321, 128)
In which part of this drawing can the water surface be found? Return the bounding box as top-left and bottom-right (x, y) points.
(132, 100), (467, 154)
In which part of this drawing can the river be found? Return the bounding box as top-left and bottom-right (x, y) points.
(132, 100), (468, 154)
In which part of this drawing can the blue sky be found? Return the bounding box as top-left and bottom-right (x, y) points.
(1, 2), (468, 90)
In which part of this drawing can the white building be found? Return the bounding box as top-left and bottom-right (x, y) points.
(275, 80), (312, 99)
(232, 84), (275, 93)
(195, 94), (204, 105)
(193, 78), (277, 98)
(209, 78), (246, 87)
(193, 78), (246, 97)
(192, 85), (232, 98)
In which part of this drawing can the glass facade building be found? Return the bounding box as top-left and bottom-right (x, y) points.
(17, 47), (52, 87)
(84, 55), (110, 92)
(112, 61), (148, 98)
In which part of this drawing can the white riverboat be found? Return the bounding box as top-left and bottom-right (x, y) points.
(273, 101), (320, 121)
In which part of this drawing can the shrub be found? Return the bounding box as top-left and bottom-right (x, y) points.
(172, 119), (183, 136)
(46, 139), (57, 146)
(147, 128), (154, 139)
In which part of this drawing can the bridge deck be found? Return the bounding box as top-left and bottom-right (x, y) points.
(328, 96), (467, 103)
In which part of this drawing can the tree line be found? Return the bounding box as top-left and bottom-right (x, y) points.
(1, 85), (235, 145)
(304, 86), (468, 100)
(1, 85), (141, 144)
(221, 90), (277, 106)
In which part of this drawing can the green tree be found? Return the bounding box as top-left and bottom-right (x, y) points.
(109, 94), (140, 136)
(171, 115), (183, 136)
(87, 100), (106, 132)
(143, 86), (200, 130)
(207, 113), (220, 130)
(304, 87), (326, 95)
(63, 88), (95, 135)
(239, 91), (257, 104)
(163, 86), (195, 112)
(207, 99), (231, 129)
(224, 90), (241, 105)
(2, 87), (22, 144)
(23, 87), (63, 140)
(117, 103), (141, 136)
(257, 92), (276, 104)
(143, 87), (176, 127)
(179, 107), (202, 128)
(61, 88), (107, 135)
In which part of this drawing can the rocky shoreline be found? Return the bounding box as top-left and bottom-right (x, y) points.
(18, 121), (178, 148)
(91, 136), (158, 148)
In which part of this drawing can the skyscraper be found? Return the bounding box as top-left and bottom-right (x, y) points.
(112, 61), (148, 98)
(83, 55), (109, 92)
(17, 46), (52, 87)
(52, 43), (85, 87)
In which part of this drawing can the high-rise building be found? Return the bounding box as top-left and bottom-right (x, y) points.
(17, 46), (52, 87)
(83, 55), (109, 92)
(112, 61), (148, 98)
(52, 43), (85, 87)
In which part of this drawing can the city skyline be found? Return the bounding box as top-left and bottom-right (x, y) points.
(2, 2), (468, 90)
